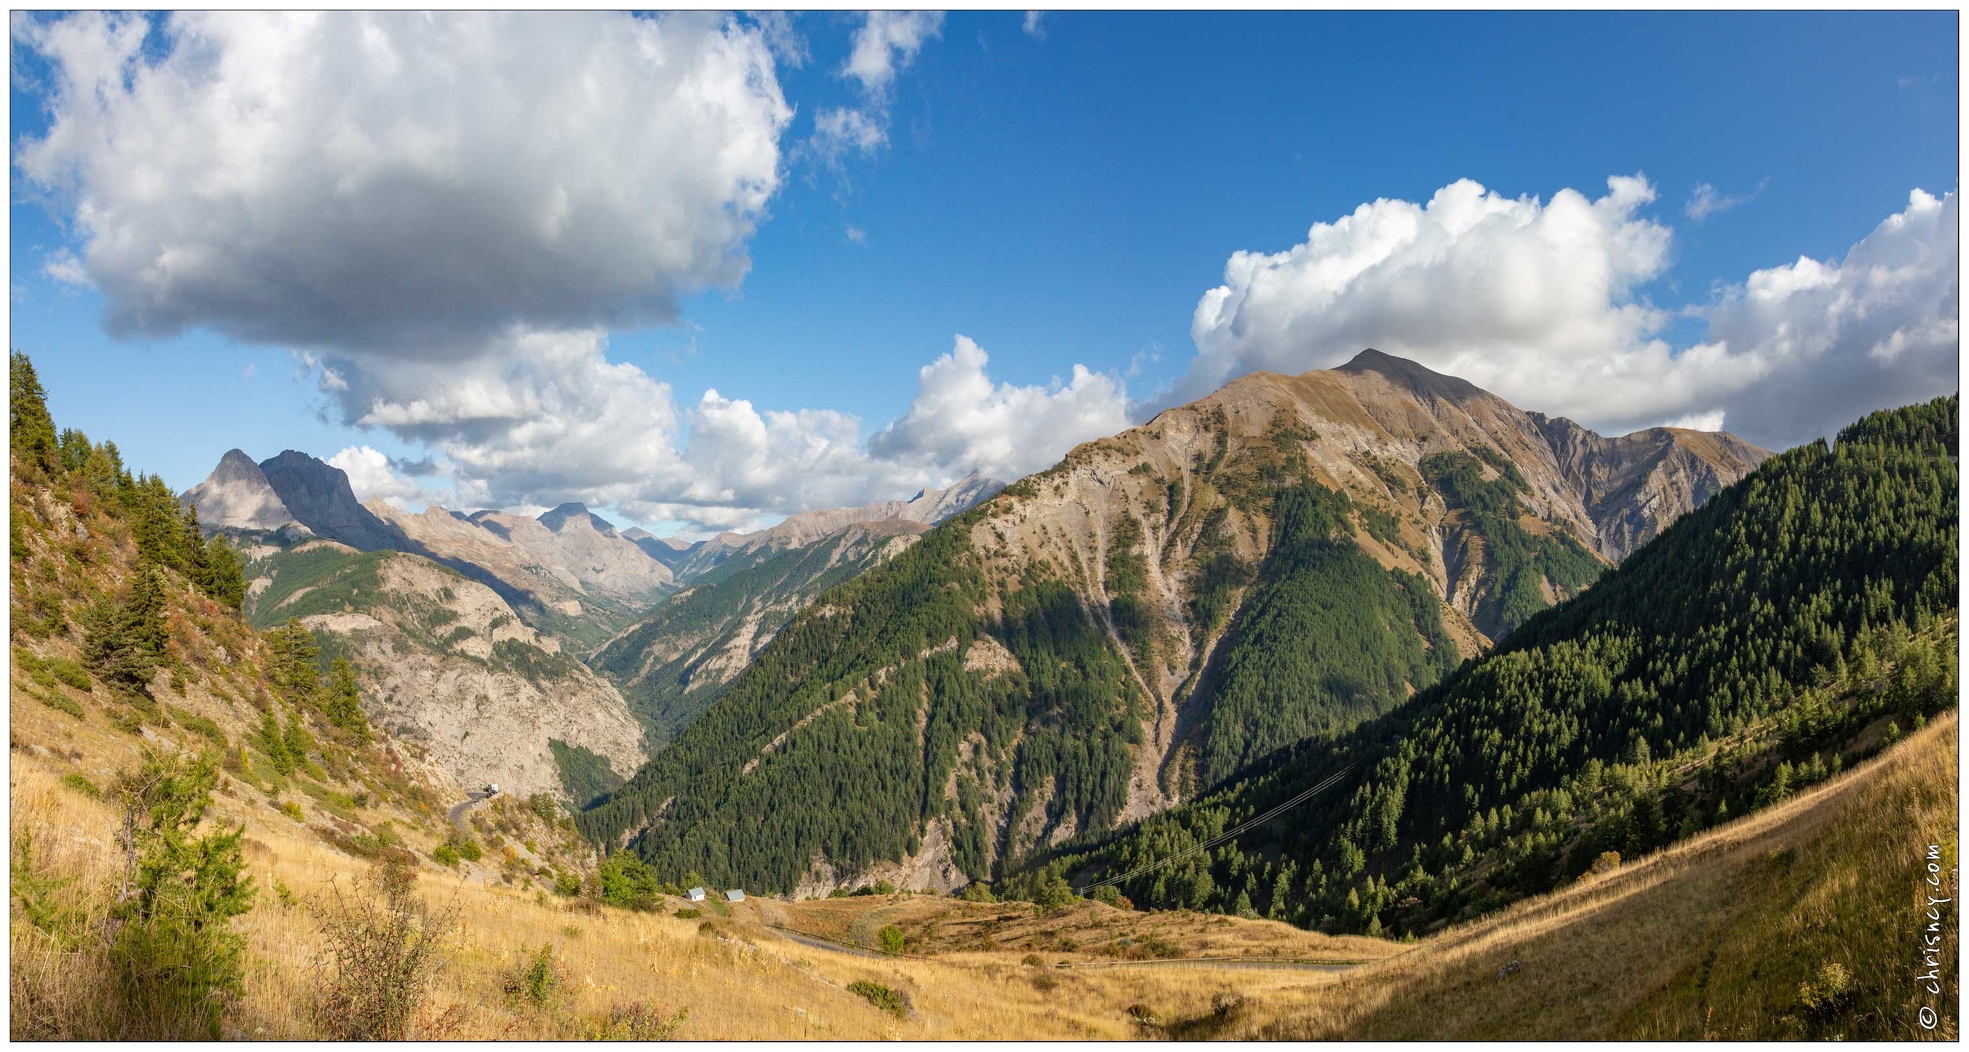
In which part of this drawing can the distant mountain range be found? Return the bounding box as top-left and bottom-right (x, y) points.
(574, 350), (1774, 896)
(182, 446), (1007, 799)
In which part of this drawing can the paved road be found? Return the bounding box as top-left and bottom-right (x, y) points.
(446, 790), (493, 827)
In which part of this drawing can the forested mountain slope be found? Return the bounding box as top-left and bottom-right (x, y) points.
(589, 475), (1003, 749)
(575, 351), (1768, 894)
(1037, 396), (1957, 936)
(591, 518), (931, 749)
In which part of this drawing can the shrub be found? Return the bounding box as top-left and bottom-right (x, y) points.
(35, 688), (84, 718)
(674, 908), (702, 919)
(595, 851), (662, 911)
(1797, 961), (1856, 1019)
(166, 705), (227, 750)
(280, 800), (306, 822)
(46, 657), (91, 691)
(433, 844), (460, 867)
(586, 1001), (689, 1040)
(311, 858), (459, 1040)
(501, 943), (568, 1012)
(878, 925), (906, 954)
(1092, 885), (1132, 909)
(848, 980), (910, 1019)
(109, 749), (257, 1039)
(1589, 850), (1622, 876)
(958, 881), (996, 903)
(58, 772), (100, 799)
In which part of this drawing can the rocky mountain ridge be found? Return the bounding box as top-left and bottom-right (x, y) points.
(575, 350), (1771, 896)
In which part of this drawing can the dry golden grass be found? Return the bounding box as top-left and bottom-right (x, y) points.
(13, 688), (1956, 1040)
(771, 893), (1393, 965)
(1223, 713), (1960, 1040)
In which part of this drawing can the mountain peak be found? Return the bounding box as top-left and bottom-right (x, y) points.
(182, 448), (302, 532)
(1333, 347), (1484, 402)
(257, 450), (410, 552)
(539, 502), (615, 535)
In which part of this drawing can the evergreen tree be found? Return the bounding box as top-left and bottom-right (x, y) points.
(323, 655), (371, 742)
(265, 618), (322, 705)
(111, 749), (256, 1038)
(85, 566), (171, 695)
(10, 350), (58, 472)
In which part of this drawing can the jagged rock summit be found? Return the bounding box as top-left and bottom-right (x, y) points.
(1327, 348), (1772, 560)
(180, 448), (306, 533)
(255, 450), (413, 552)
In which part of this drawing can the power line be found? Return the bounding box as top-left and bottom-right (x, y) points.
(1078, 764), (1355, 897)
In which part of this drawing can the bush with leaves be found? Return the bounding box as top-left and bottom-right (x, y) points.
(501, 943), (569, 1012)
(848, 980), (910, 1019)
(594, 850), (664, 911)
(109, 749), (257, 1039)
(586, 1000), (690, 1040)
(311, 857), (458, 1040)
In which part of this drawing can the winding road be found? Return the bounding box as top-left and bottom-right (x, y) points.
(447, 789), (495, 827)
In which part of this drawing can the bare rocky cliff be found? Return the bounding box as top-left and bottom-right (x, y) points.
(246, 542), (647, 801)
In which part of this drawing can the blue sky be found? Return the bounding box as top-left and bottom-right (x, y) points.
(9, 11), (1959, 534)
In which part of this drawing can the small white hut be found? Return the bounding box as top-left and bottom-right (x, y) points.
(686, 887), (707, 902)
(724, 888), (746, 902)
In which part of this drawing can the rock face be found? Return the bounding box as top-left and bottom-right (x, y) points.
(1331, 349), (1771, 561)
(368, 500), (673, 614)
(578, 350), (1772, 896)
(246, 542), (647, 800)
(257, 450), (413, 552)
(181, 449), (306, 533)
(621, 528), (699, 569)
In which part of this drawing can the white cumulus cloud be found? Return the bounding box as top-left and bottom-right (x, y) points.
(327, 445), (433, 508)
(871, 335), (1132, 483)
(844, 11), (943, 96)
(1173, 174), (1959, 448)
(16, 11), (792, 355)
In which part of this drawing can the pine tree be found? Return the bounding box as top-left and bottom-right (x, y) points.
(322, 656), (371, 742)
(9, 350), (58, 472)
(85, 566), (171, 695)
(111, 749), (256, 1038)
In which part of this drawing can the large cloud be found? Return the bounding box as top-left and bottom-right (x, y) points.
(340, 328), (1123, 531)
(15, 11), (1121, 531)
(1176, 175), (1958, 447)
(16, 11), (791, 352)
(871, 336), (1131, 482)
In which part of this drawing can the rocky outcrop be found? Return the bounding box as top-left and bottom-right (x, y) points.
(181, 448), (306, 533)
(367, 500), (672, 612)
(249, 545), (646, 800)
(258, 450), (413, 552)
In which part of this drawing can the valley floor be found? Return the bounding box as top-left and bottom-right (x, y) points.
(12, 698), (1954, 1039)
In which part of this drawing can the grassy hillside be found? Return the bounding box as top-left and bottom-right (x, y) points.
(16, 704), (1946, 1040)
(1230, 714), (1958, 1040)
(1038, 396), (1956, 933)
